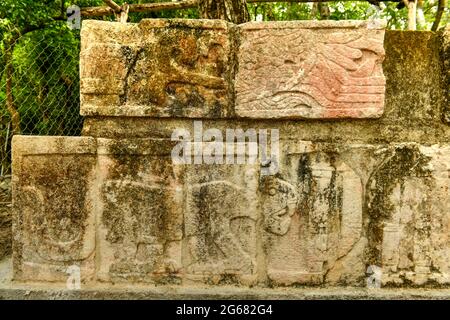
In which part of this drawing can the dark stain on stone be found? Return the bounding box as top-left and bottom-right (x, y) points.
(192, 184), (216, 261)
(119, 47), (145, 105)
(365, 145), (433, 267)
(19, 154), (95, 259)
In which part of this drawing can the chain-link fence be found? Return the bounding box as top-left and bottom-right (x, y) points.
(0, 29), (83, 176)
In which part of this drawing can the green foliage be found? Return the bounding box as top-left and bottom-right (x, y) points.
(247, 1), (447, 30)
(0, 1), (87, 173)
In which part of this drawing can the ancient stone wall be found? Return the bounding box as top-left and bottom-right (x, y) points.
(10, 20), (450, 288)
(0, 176), (11, 260)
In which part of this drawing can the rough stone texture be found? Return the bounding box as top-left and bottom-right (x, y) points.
(262, 142), (365, 286)
(263, 142), (449, 286)
(80, 19), (386, 120)
(441, 26), (450, 122)
(235, 20), (386, 119)
(11, 138), (450, 287)
(12, 136), (97, 282)
(80, 19), (235, 118)
(7, 23), (450, 293)
(0, 176), (11, 260)
(96, 138), (184, 284)
(366, 144), (450, 286)
(0, 256), (449, 300)
(183, 163), (259, 285)
(82, 31), (446, 145)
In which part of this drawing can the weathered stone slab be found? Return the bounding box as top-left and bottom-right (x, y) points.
(441, 26), (450, 122)
(96, 138), (183, 284)
(10, 135), (450, 287)
(81, 19), (386, 120)
(95, 139), (260, 285)
(262, 141), (450, 286)
(366, 144), (450, 286)
(235, 20), (386, 119)
(183, 162), (259, 285)
(80, 19), (234, 118)
(12, 136), (97, 282)
(0, 176), (11, 260)
(262, 142), (367, 285)
(8, 23), (450, 291)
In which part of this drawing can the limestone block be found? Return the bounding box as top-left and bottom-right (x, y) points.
(183, 163), (259, 285)
(0, 176), (11, 260)
(366, 144), (450, 286)
(236, 20), (386, 119)
(262, 141), (450, 286)
(12, 136), (97, 282)
(80, 19), (234, 118)
(10, 135), (450, 287)
(96, 138), (183, 284)
(262, 141), (366, 285)
(440, 26), (450, 122)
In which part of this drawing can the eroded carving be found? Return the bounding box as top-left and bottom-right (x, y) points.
(367, 144), (450, 285)
(13, 140), (97, 282)
(184, 166), (258, 284)
(96, 140), (183, 283)
(262, 148), (364, 285)
(80, 20), (233, 118)
(101, 180), (182, 282)
(236, 22), (386, 118)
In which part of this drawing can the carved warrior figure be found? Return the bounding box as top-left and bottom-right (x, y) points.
(365, 145), (449, 285)
(101, 178), (183, 280)
(260, 176), (298, 236)
(261, 151), (364, 285)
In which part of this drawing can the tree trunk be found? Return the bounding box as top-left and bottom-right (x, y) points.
(431, 0), (447, 31)
(198, 0), (250, 24)
(312, 1), (330, 20)
(407, 0), (417, 30)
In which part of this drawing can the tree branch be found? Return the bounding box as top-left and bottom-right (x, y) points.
(81, 0), (198, 17)
(431, 0), (447, 31)
(80, 0), (398, 17)
(103, 0), (122, 13)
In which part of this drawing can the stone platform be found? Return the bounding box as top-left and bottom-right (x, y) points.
(0, 258), (449, 300)
(6, 20), (450, 296)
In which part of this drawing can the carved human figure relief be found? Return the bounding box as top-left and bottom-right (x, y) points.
(260, 176), (298, 236)
(367, 145), (450, 286)
(262, 149), (364, 285)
